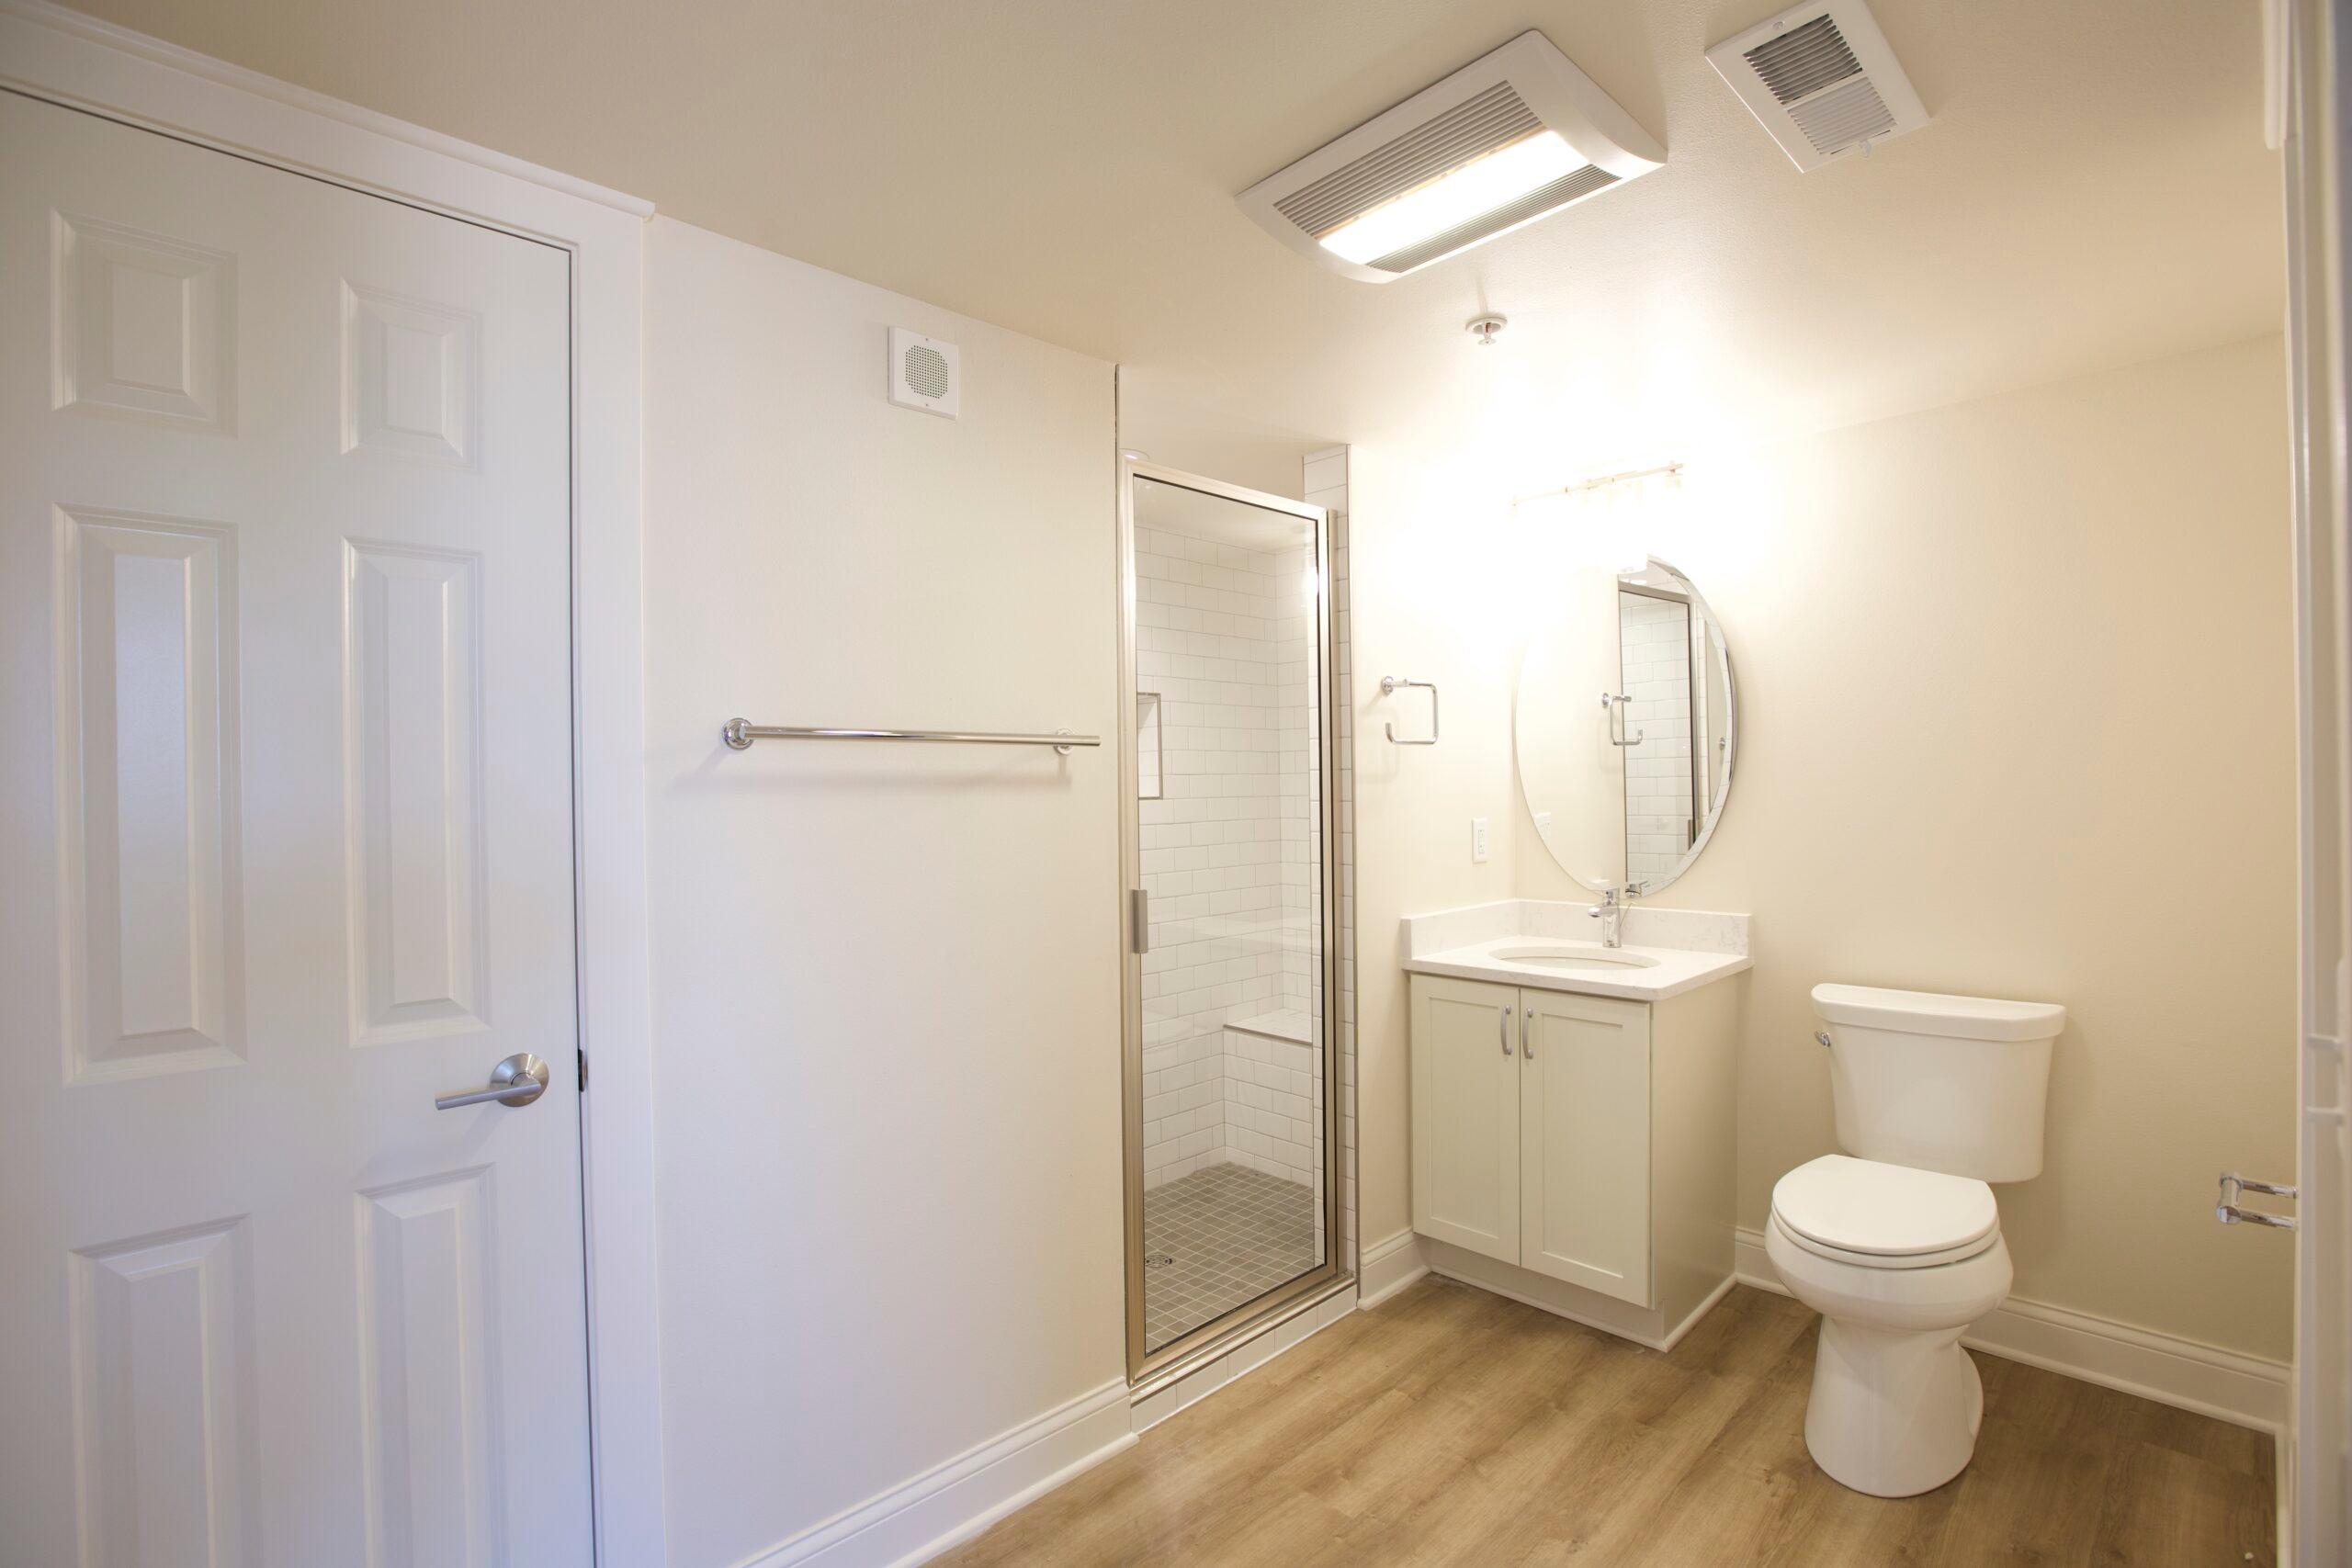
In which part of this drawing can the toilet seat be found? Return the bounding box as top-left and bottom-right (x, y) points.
(1770, 1155), (1999, 1270)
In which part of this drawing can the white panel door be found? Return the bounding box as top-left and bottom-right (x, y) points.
(1520, 989), (1652, 1306)
(0, 92), (590, 1566)
(1409, 975), (1521, 1264)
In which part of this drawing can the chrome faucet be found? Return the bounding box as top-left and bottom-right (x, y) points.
(1589, 884), (1631, 948)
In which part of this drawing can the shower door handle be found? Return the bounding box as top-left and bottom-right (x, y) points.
(1129, 888), (1149, 954)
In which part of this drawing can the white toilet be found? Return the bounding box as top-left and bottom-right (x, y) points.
(1766, 982), (2066, 1498)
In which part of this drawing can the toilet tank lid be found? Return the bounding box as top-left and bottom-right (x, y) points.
(1813, 983), (2065, 1042)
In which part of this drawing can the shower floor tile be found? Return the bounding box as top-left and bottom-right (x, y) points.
(1143, 1162), (1319, 1351)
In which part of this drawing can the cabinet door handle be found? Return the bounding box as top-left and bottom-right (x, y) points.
(1500, 1005), (1513, 1055)
(1522, 1008), (1534, 1061)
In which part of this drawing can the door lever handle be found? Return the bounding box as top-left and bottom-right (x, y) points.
(435, 1053), (550, 1111)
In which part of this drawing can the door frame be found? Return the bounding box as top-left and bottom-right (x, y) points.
(2279, 0), (2352, 1559)
(0, 5), (668, 1560)
(1116, 457), (1346, 1385)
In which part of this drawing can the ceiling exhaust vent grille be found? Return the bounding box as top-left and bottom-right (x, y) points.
(1744, 15), (1864, 102)
(1238, 31), (1665, 283)
(1706, 2), (1927, 172)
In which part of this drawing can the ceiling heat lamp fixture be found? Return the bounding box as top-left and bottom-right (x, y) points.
(1238, 31), (1665, 284)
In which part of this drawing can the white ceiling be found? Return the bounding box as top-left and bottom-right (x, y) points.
(65, 0), (2284, 488)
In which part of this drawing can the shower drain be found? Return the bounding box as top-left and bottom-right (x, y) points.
(1144, 1253), (1174, 1269)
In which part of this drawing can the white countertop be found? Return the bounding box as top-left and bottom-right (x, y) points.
(1404, 933), (1750, 1002)
(1400, 898), (1752, 1002)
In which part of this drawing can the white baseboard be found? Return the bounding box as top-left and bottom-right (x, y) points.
(1358, 1227), (1429, 1309)
(743, 1278), (1365, 1568)
(1733, 1226), (2289, 1436)
(735, 1379), (1135, 1568)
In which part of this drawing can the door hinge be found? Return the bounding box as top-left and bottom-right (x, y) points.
(577, 1047), (588, 1092)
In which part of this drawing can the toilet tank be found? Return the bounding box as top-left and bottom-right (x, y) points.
(1814, 983), (2066, 1183)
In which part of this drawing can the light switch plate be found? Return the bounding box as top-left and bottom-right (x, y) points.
(1472, 817), (1489, 863)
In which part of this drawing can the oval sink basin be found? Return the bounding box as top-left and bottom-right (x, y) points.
(1490, 943), (1660, 972)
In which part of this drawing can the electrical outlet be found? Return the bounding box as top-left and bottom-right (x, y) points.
(1472, 817), (1489, 863)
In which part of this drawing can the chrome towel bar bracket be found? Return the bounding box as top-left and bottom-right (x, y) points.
(2215, 1171), (2298, 1229)
(1381, 676), (1439, 745)
(722, 717), (1101, 755)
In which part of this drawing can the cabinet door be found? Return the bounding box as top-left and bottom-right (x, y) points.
(1521, 990), (1653, 1305)
(1410, 976), (1521, 1264)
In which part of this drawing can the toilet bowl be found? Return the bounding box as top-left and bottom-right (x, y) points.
(1772, 983), (2063, 1496)
(1766, 1154), (2013, 1496)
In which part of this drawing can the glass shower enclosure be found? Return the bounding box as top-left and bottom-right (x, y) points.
(1118, 461), (1342, 1382)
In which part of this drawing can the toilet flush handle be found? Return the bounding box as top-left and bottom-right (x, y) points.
(1814, 1032), (1831, 1050)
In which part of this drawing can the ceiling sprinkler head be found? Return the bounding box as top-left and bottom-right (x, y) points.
(1465, 314), (1508, 346)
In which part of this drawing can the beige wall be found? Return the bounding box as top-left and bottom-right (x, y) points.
(642, 218), (1124, 1567)
(1347, 444), (1527, 1260)
(1356, 334), (2299, 1360)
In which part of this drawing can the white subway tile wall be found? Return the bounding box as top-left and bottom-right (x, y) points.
(1136, 522), (1320, 1195)
(1619, 590), (1695, 886)
(1221, 1010), (1323, 1258)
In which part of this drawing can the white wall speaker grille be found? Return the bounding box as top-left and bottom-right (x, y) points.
(887, 327), (959, 418)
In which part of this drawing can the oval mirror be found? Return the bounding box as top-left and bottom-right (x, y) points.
(1515, 557), (1736, 895)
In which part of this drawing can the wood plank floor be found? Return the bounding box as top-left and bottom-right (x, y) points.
(933, 1278), (2276, 1568)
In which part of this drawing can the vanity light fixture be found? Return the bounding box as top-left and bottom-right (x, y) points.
(1512, 460), (1685, 506)
(1238, 31), (1666, 283)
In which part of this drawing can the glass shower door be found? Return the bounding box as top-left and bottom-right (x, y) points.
(1119, 462), (1340, 1379)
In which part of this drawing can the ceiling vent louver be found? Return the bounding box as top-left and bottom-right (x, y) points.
(1706, 2), (1928, 173)
(1238, 31), (1665, 283)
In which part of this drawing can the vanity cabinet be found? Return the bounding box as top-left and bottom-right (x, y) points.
(1409, 970), (1736, 1338)
(1411, 976), (1652, 1304)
